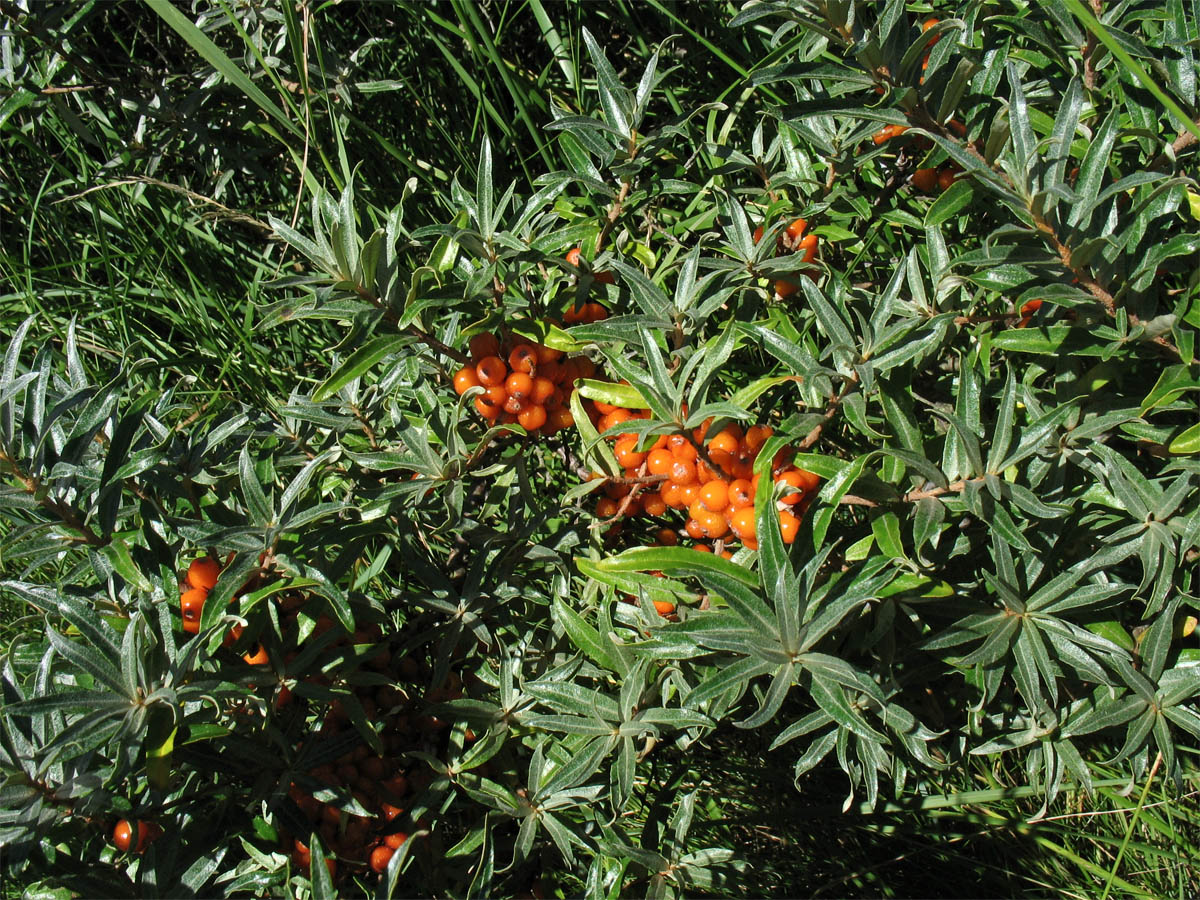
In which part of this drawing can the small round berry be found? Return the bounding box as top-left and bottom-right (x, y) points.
(474, 396), (503, 420)
(566, 247), (582, 267)
(699, 480), (729, 512)
(911, 168), (938, 193)
(779, 509), (801, 544)
(669, 458), (697, 486)
(384, 831), (409, 850)
(508, 344), (538, 374)
(797, 233), (819, 264)
(518, 405), (547, 431)
(453, 366), (481, 395)
(469, 333), (500, 361)
(187, 557), (221, 591)
(614, 435), (647, 469)
(476, 356), (508, 387)
(642, 492), (667, 517)
(727, 478), (754, 509)
(731, 507), (757, 541)
(504, 371), (534, 400)
(370, 844), (394, 873)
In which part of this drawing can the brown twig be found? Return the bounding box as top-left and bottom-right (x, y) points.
(0, 449), (107, 546)
(797, 371), (859, 451)
(56, 176), (273, 234)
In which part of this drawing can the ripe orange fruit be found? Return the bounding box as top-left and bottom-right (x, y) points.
(753, 224), (765, 244)
(508, 344), (538, 374)
(653, 600), (676, 617)
(113, 819), (160, 853)
(468, 333), (500, 361)
(614, 435), (647, 469)
(530, 376), (555, 405)
(783, 217), (808, 250)
(731, 507), (757, 541)
(582, 301), (608, 322)
(476, 356), (508, 387)
(937, 166), (958, 191)
(566, 247), (582, 267)
(699, 480), (729, 512)
(727, 478), (754, 509)
(453, 366), (481, 395)
(187, 557), (221, 591)
(911, 168), (938, 193)
(517, 405), (547, 431)
(779, 509), (801, 544)
(384, 830), (409, 850)
(775, 280), (799, 298)
(243, 644), (269, 666)
(504, 371), (534, 399)
(797, 233), (819, 264)
(180, 587), (207, 634)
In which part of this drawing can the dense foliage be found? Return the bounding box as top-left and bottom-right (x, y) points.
(2, 1), (1199, 897)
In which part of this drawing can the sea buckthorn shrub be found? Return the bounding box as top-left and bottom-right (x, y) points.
(2, 3), (1199, 898)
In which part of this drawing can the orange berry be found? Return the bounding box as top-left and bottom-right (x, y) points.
(693, 543), (713, 553)
(911, 168), (938, 193)
(699, 480), (729, 512)
(503, 394), (525, 415)
(783, 217), (808, 249)
(602, 408), (634, 433)
(180, 587), (207, 630)
(566, 247), (582, 267)
(661, 482), (686, 509)
(548, 407), (574, 430)
(384, 831), (408, 850)
(187, 557), (221, 591)
(370, 844), (395, 873)
(744, 425), (773, 452)
(531, 376), (555, 404)
(594, 271), (615, 286)
(474, 396), (502, 420)
(678, 483), (701, 506)
(534, 343), (562, 365)
(707, 431), (740, 457)
(796, 469), (821, 493)
(775, 280), (800, 298)
(685, 518), (705, 540)
(797, 233), (819, 264)
(583, 302), (608, 322)
(937, 166), (958, 192)
(243, 644), (269, 666)
(669, 439), (697, 463)
(468, 332), (500, 361)
(731, 507), (757, 541)
(779, 509), (801, 544)
(653, 600), (676, 617)
(112, 820), (134, 852)
(753, 224), (765, 244)
(647, 449), (673, 476)
(504, 371), (534, 399)
(698, 509), (729, 539)
(518, 405), (547, 431)
(539, 360), (562, 384)
(563, 304), (585, 324)
(453, 365), (481, 395)
(596, 497), (620, 519)
(508, 344), (538, 374)
(642, 491), (667, 517)
(669, 458), (697, 485)
(614, 435), (647, 468)
(775, 469), (806, 503)
(728, 479), (754, 509)
(476, 356), (508, 387)
(655, 527), (678, 545)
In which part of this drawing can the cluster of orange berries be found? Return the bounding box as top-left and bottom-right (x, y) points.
(452, 329), (603, 433)
(178, 555), (271, 664)
(283, 642), (477, 882)
(111, 818), (162, 854)
(595, 416), (820, 550)
(910, 162), (962, 193)
(753, 217), (820, 299)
